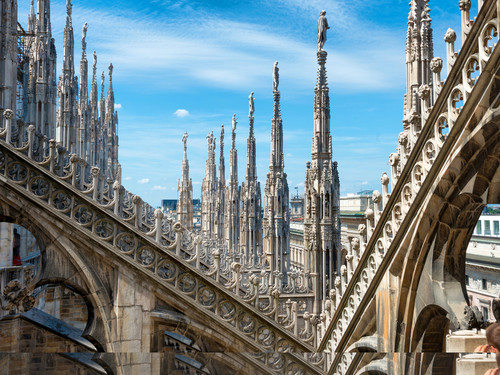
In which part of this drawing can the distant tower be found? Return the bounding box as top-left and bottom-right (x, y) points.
(24, 0), (58, 139)
(177, 133), (193, 229)
(201, 132), (217, 236)
(57, 0), (78, 153)
(225, 114), (240, 257)
(263, 62), (290, 286)
(303, 11), (341, 314)
(0, 0), (18, 115)
(290, 188), (304, 219)
(240, 92), (263, 266)
(215, 125), (225, 240)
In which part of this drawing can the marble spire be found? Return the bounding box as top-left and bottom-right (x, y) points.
(225, 114), (240, 256)
(177, 132), (193, 229)
(264, 61), (290, 288)
(215, 124), (226, 240)
(241, 92), (262, 266)
(201, 131), (217, 236)
(304, 10), (341, 313)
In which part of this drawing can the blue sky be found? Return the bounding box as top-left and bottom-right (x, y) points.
(18, 0), (466, 206)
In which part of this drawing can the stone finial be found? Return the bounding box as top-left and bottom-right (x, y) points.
(430, 57), (443, 73)
(318, 10), (329, 51)
(3, 109), (14, 120)
(459, 0), (471, 11)
(418, 84), (431, 100)
(444, 28), (457, 43)
(109, 63), (114, 82)
(381, 172), (389, 186)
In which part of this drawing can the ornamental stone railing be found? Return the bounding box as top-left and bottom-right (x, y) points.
(0, 115), (323, 374)
(317, 0), (500, 373)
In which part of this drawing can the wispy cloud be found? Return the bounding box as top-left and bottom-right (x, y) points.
(38, 1), (403, 93)
(153, 185), (168, 190)
(138, 178), (150, 184)
(114, 103), (122, 109)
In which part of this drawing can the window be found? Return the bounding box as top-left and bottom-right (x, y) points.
(482, 306), (489, 321)
(482, 279), (488, 290)
(494, 221), (499, 236)
(476, 221), (482, 235)
(485, 221), (491, 236)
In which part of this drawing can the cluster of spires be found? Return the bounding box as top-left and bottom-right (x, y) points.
(177, 11), (340, 312)
(21, 0), (120, 181)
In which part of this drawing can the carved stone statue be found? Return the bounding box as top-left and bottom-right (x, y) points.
(109, 63), (114, 81)
(66, 0), (72, 17)
(82, 23), (88, 46)
(318, 10), (330, 51)
(92, 51), (97, 71)
(249, 92), (254, 117)
(459, 305), (486, 330)
(272, 61), (279, 92)
(182, 132), (188, 152)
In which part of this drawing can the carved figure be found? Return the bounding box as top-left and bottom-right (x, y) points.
(249, 92), (254, 116)
(460, 305), (486, 330)
(272, 61), (279, 92)
(82, 23), (88, 48)
(318, 10), (330, 51)
(66, 0), (72, 16)
(182, 132), (188, 152)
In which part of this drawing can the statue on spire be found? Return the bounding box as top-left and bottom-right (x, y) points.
(82, 23), (88, 51)
(249, 92), (255, 117)
(66, 0), (72, 17)
(93, 51), (97, 73)
(272, 62), (279, 92)
(109, 63), (114, 82)
(232, 114), (237, 145)
(182, 132), (188, 152)
(318, 10), (329, 51)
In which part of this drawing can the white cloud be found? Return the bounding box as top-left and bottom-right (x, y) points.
(138, 178), (150, 184)
(124, 176), (132, 181)
(361, 181), (368, 185)
(153, 185), (167, 190)
(114, 103), (122, 109)
(174, 109), (190, 118)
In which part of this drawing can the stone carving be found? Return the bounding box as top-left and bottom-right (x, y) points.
(272, 61), (279, 92)
(1, 268), (36, 315)
(182, 132), (188, 152)
(249, 91), (254, 116)
(459, 305), (486, 330)
(318, 10), (329, 51)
